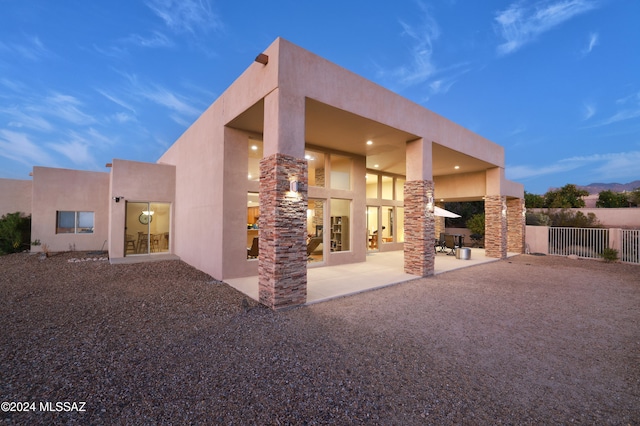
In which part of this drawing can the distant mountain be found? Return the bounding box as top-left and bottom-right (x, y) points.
(577, 181), (640, 194)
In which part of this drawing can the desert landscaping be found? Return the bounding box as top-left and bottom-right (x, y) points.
(1, 252), (638, 424)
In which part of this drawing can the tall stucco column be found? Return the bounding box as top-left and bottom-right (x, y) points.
(259, 88), (308, 309)
(404, 137), (435, 276)
(507, 198), (525, 253)
(485, 195), (507, 258)
(404, 180), (436, 276)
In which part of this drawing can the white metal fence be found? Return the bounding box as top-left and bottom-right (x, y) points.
(621, 229), (640, 264)
(549, 227), (609, 260)
(547, 227), (640, 264)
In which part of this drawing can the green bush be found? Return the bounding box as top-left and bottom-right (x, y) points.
(600, 247), (619, 263)
(0, 212), (32, 255)
(466, 213), (485, 236)
(548, 209), (601, 228)
(526, 211), (550, 226)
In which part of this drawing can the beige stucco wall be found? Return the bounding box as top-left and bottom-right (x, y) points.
(108, 159), (176, 259)
(0, 178), (32, 216)
(31, 167), (109, 253)
(434, 171), (487, 201)
(525, 225), (549, 254)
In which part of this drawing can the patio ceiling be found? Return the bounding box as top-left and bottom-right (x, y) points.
(228, 98), (496, 177)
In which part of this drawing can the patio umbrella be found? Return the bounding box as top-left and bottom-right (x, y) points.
(433, 206), (461, 218)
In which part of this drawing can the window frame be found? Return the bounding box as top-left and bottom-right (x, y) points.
(56, 211), (95, 234)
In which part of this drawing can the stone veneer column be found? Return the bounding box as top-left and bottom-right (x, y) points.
(404, 180), (435, 276)
(434, 201), (445, 239)
(507, 198), (525, 253)
(258, 153), (308, 309)
(485, 195), (507, 259)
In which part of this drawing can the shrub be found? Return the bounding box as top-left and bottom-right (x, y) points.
(466, 213), (485, 236)
(600, 247), (619, 263)
(0, 212), (32, 255)
(526, 211), (550, 226)
(548, 209), (601, 228)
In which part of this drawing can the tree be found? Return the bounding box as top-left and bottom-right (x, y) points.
(628, 188), (640, 207)
(596, 190), (628, 208)
(544, 184), (589, 208)
(524, 191), (545, 208)
(0, 212), (31, 255)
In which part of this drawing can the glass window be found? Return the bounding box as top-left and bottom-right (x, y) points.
(395, 178), (405, 201)
(248, 139), (263, 181)
(397, 207), (405, 242)
(247, 192), (259, 259)
(367, 206), (379, 251)
(307, 199), (324, 263)
(382, 206), (394, 243)
(330, 154), (351, 190)
(56, 211), (94, 234)
(365, 173), (378, 198)
(306, 150), (326, 188)
(330, 199), (350, 251)
(381, 176), (393, 200)
(125, 202), (170, 255)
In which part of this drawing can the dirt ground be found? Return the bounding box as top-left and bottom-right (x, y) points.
(0, 252), (638, 425)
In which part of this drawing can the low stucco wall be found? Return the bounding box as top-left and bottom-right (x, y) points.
(525, 225), (549, 254)
(31, 167), (110, 253)
(0, 178), (32, 216)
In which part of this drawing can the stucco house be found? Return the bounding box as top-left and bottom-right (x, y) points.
(1, 38), (524, 309)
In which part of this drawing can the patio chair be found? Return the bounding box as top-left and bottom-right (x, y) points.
(444, 234), (457, 256)
(307, 236), (323, 260)
(247, 237), (259, 259)
(436, 233), (447, 252)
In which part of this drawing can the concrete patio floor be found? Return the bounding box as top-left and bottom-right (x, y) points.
(225, 248), (519, 305)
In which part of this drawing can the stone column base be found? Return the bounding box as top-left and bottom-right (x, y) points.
(258, 153), (308, 309)
(404, 180), (435, 276)
(485, 195), (507, 259)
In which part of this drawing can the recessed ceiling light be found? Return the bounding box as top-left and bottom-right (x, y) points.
(251, 145), (258, 151)
(305, 154), (312, 160)
(454, 165), (460, 169)
(366, 140), (373, 145)
(374, 164), (379, 168)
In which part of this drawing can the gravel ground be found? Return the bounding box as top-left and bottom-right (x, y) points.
(0, 251), (638, 425)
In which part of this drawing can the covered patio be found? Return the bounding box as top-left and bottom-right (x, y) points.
(225, 249), (519, 305)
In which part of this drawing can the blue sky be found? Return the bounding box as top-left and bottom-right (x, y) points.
(1, 0), (638, 194)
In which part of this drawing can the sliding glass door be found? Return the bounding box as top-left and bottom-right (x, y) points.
(125, 202), (170, 255)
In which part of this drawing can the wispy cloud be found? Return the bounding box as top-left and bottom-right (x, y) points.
(96, 88), (137, 114)
(0, 105), (53, 132)
(393, 3), (440, 87)
(146, 0), (222, 34)
(582, 102), (596, 120)
(377, 2), (471, 100)
(507, 151), (640, 182)
(587, 91), (640, 127)
(47, 135), (96, 167)
(0, 130), (57, 167)
(42, 93), (97, 126)
(582, 32), (599, 54)
(124, 31), (174, 49)
(0, 36), (52, 61)
(494, 0), (599, 55)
